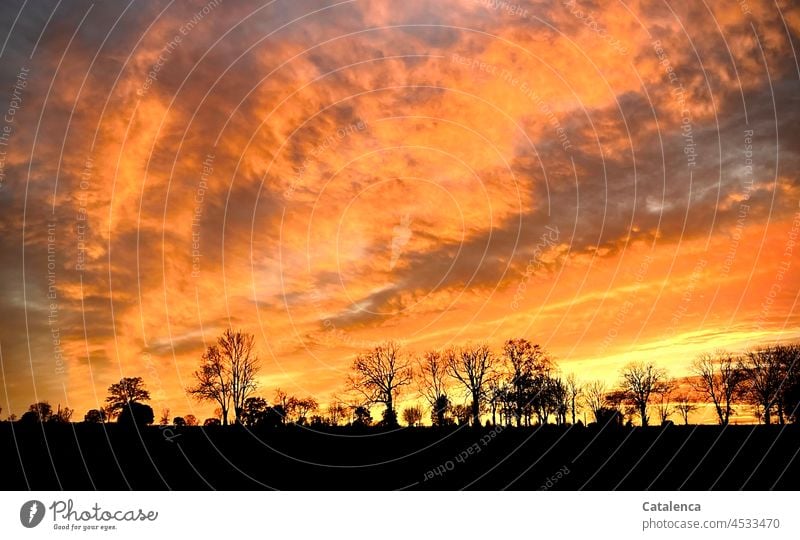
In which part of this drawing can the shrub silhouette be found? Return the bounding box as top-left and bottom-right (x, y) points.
(19, 411), (40, 424)
(83, 409), (106, 423)
(594, 407), (623, 426)
(353, 406), (372, 427)
(117, 402), (154, 427)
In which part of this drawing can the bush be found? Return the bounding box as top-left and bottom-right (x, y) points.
(117, 403), (154, 427)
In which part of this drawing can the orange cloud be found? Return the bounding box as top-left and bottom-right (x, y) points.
(0, 0), (798, 423)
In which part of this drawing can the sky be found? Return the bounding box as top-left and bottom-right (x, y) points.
(0, 0), (798, 423)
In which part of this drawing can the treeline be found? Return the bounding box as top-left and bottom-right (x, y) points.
(5, 331), (800, 429)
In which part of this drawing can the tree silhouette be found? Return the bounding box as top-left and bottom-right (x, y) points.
(349, 341), (412, 426)
(502, 339), (550, 426)
(781, 345), (800, 422)
(291, 397), (319, 425)
(417, 350), (449, 427)
(550, 376), (568, 425)
(402, 405), (423, 427)
(105, 377), (150, 416)
(674, 395), (697, 425)
(103, 405), (118, 422)
(380, 408), (398, 426)
(739, 347), (785, 425)
(618, 362), (667, 426)
(655, 378), (676, 425)
(692, 351), (743, 425)
(264, 406), (286, 428)
(203, 418), (221, 426)
(352, 405), (372, 427)
(273, 389), (294, 425)
(432, 394), (452, 426)
(498, 383), (515, 425)
(446, 343), (496, 427)
(606, 388), (633, 425)
(306, 415), (323, 426)
(19, 411), (39, 423)
(184, 414), (198, 426)
(487, 380), (504, 425)
(242, 396), (268, 426)
(775, 344), (800, 422)
(83, 409), (106, 423)
(326, 401), (349, 426)
(159, 408), (170, 426)
(117, 402), (154, 426)
(594, 406), (623, 426)
(173, 416), (186, 427)
(50, 405), (73, 423)
(566, 374), (583, 425)
(22, 402), (53, 422)
(450, 403), (472, 425)
(188, 345), (229, 424)
(585, 380), (608, 422)
(219, 329), (260, 423)
(189, 330), (260, 425)
(528, 373), (555, 424)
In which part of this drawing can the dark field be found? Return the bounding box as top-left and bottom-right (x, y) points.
(2, 423), (798, 490)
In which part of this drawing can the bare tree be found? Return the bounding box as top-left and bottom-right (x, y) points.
(52, 404), (73, 423)
(487, 380), (504, 426)
(402, 405), (423, 427)
(218, 329), (260, 424)
(739, 347), (785, 425)
(446, 343), (497, 427)
(619, 362), (666, 426)
(273, 389), (294, 424)
(655, 378), (676, 425)
(550, 376), (568, 425)
(417, 350), (449, 426)
(450, 402), (472, 425)
(189, 330), (259, 425)
(606, 389), (633, 424)
(159, 408), (170, 426)
(585, 380), (608, 422)
(327, 400), (348, 426)
(692, 351), (743, 425)
(674, 395), (698, 425)
(348, 341), (413, 425)
(290, 397), (319, 424)
(188, 345), (231, 425)
(775, 344), (800, 422)
(566, 373), (583, 424)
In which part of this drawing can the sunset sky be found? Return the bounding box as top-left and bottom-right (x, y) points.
(0, 0), (799, 423)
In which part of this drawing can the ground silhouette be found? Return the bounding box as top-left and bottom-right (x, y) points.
(2, 422), (798, 490)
